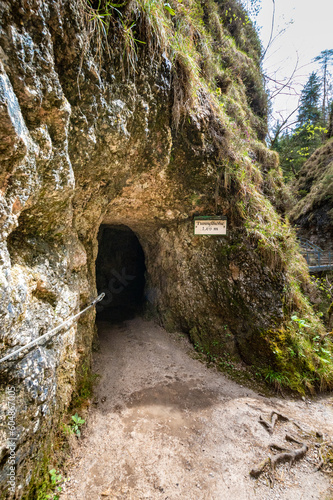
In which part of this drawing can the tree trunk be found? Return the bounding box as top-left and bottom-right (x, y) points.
(328, 102), (333, 139)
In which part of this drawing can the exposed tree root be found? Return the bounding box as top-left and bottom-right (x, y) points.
(271, 444), (308, 472)
(259, 411), (289, 434)
(285, 433), (303, 445)
(270, 444), (289, 453)
(316, 447), (324, 472)
(292, 420), (307, 434)
(315, 441), (333, 474)
(250, 411), (333, 485)
(250, 433), (308, 479)
(252, 411), (310, 483)
(250, 458), (271, 479)
(253, 409), (333, 487)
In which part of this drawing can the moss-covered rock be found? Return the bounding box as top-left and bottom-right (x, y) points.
(289, 137), (333, 249)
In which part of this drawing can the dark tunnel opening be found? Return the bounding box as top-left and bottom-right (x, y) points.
(95, 224), (146, 323)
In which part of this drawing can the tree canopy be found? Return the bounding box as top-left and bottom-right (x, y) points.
(271, 52), (333, 181)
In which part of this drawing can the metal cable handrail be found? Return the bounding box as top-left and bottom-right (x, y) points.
(0, 293), (105, 365)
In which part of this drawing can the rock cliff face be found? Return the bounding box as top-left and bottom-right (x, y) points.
(0, 0), (331, 497)
(290, 138), (333, 249)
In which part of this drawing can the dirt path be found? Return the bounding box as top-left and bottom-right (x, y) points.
(61, 318), (333, 500)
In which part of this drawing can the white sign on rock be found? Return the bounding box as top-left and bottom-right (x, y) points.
(194, 217), (227, 235)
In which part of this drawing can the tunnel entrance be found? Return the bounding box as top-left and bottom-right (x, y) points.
(95, 224), (146, 322)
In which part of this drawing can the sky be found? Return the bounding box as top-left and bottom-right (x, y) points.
(244, 0), (333, 130)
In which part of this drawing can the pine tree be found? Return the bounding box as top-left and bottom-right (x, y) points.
(313, 49), (333, 122)
(271, 51), (333, 181)
(297, 72), (322, 126)
(272, 72), (325, 180)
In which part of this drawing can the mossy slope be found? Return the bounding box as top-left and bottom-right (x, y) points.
(289, 137), (333, 250)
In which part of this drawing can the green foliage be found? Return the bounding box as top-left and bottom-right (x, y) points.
(88, 0), (124, 26)
(70, 363), (100, 409)
(34, 466), (63, 500)
(291, 314), (310, 330)
(313, 49), (333, 121)
(274, 122), (328, 182)
(263, 368), (290, 391)
(328, 101), (333, 138)
(79, 0), (267, 135)
(80, 0), (146, 76)
(120, 19), (146, 76)
(272, 71), (328, 181)
(261, 311), (333, 394)
(219, 0), (262, 64)
(311, 275), (333, 326)
(289, 138), (333, 224)
(272, 55), (333, 181)
(314, 49), (333, 67)
(241, 0), (261, 20)
(62, 413), (85, 437)
(44, 469), (63, 500)
(71, 414), (86, 437)
(163, 2), (175, 15)
(28, 363), (97, 498)
(297, 72), (322, 127)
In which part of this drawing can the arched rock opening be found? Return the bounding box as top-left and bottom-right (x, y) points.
(95, 224), (146, 322)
